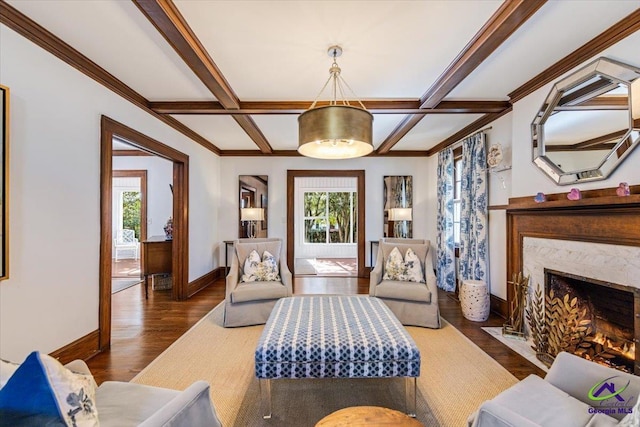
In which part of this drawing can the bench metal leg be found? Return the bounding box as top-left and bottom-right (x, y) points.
(260, 379), (272, 419)
(405, 377), (416, 417)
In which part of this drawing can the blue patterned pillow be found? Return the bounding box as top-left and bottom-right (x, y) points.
(383, 247), (425, 283)
(0, 351), (98, 426)
(241, 250), (281, 282)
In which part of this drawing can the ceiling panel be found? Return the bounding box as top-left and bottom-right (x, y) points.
(392, 114), (483, 151)
(251, 115), (298, 150)
(174, 0), (502, 100)
(7, 0), (215, 101)
(170, 115), (256, 150)
(447, 1), (639, 100)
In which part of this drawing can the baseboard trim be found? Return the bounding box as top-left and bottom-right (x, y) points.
(50, 330), (100, 364)
(187, 267), (222, 297)
(490, 294), (508, 319)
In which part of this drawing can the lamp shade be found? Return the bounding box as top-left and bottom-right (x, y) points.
(388, 208), (412, 221)
(298, 105), (373, 159)
(240, 208), (265, 221)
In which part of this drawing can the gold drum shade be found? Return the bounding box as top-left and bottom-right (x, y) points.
(298, 105), (373, 159)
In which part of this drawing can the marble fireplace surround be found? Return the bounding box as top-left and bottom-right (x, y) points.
(506, 185), (640, 372)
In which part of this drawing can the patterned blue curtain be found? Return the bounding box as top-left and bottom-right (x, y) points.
(459, 133), (489, 291)
(436, 148), (455, 291)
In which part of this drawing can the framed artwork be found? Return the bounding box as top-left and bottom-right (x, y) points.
(0, 85), (8, 280)
(383, 176), (413, 239)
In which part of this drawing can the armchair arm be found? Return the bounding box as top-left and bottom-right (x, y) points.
(225, 252), (240, 301)
(369, 248), (384, 296)
(64, 359), (92, 376)
(423, 250), (438, 305)
(139, 381), (222, 427)
(469, 400), (540, 427)
(279, 258), (293, 296)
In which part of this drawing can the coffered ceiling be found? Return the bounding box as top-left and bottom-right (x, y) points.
(3, 0), (639, 156)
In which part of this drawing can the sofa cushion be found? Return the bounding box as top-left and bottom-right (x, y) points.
(0, 351), (98, 427)
(490, 375), (595, 426)
(373, 280), (431, 303)
(241, 250), (280, 282)
(96, 381), (177, 427)
(231, 281), (288, 303)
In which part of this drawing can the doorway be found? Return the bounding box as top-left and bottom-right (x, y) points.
(99, 116), (189, 351)
(111, 170), (147, 293)
(287, 170), (366, 278)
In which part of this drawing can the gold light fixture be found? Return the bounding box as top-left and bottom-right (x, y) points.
(298, 46), (373, 159)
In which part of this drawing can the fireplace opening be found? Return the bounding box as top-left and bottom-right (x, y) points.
(541, 269), (638, 374)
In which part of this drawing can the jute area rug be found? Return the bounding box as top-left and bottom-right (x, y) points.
(132, 303), (518, 426)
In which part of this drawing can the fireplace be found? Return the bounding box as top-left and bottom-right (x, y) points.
(542, 269), (639, 374)
(506, 184), (640, 375)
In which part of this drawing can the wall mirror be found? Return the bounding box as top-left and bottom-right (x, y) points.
(0, 85), (8, 280)
(383, 176), (412, 238)
(531, 57), (640, 185)
(239, 175), (268, 238)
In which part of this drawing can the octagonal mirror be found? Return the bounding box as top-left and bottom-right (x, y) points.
(532, 57), (640, 185)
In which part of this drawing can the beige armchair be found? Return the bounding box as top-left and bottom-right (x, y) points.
(369, 238), (440, 328)
(223, 238), (292, 327)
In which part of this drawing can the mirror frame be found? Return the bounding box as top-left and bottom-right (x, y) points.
(238, 175), (268, 238)
(0, 85), (8, 280)
(531, 57), (640, 185)
(383, 176), (413, 238)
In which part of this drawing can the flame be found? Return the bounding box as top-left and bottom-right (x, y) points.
(591, 332), (635, 360)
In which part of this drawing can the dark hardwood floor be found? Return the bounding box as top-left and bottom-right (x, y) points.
(86, 275), (544, 384)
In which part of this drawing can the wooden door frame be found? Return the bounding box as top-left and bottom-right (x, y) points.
(112, 170), (148, 243)
(287, 170), (366, 277)
(100, 116), (189, 351)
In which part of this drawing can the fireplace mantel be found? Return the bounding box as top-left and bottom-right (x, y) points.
(505, 184), (640, 318)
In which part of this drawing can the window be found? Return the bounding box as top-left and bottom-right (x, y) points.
(453, 152), (463, 246)
(303, 191), (356, 244)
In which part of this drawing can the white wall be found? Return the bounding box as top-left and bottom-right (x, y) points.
(0, 25), (220, 361)
(113, 156), (174, 238)
(219, 156), (431, 268)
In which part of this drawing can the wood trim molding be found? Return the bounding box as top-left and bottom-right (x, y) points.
(509, 9), (640, 103)
(376, 115), (426, 155)
(100, 115), (190, 351)
(187, 267), (221, 298)
(489, 204), (509, 211)
(219, 149), (430, 157)
(286, 170), (366, 278)
(490, 294), (508, 319)
(149, 100), (511, 115)
(506, 186), (640, 317)
(112, 149), (154, 157)
(133, 0), (273, 154)
(0, 1), (220, 155)
(50, 330), (100, 365)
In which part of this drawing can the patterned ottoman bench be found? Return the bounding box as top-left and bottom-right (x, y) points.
(255, 295), (421, 419)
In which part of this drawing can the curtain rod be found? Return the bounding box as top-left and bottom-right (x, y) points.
(449, 126), (492, 151)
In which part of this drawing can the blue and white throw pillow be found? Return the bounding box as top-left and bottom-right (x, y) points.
(383, 247), (425, 283)
(0, 351), (99, 426)
(241, 250), (281, 282)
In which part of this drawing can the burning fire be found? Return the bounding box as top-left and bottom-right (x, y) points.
(591, 332), (635, 360)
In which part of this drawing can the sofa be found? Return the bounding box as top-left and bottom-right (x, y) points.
(0, 352), (222, 427)
(468, 352), (640, 427)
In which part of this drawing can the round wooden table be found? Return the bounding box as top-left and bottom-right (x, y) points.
(315, 406), (423, 427)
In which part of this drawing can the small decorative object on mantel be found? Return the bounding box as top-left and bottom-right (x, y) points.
(533, 192), (546, 203)
(616, 182), (630, 197)
(567, 188), (582, 201)
(163, 217), (173, 240)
